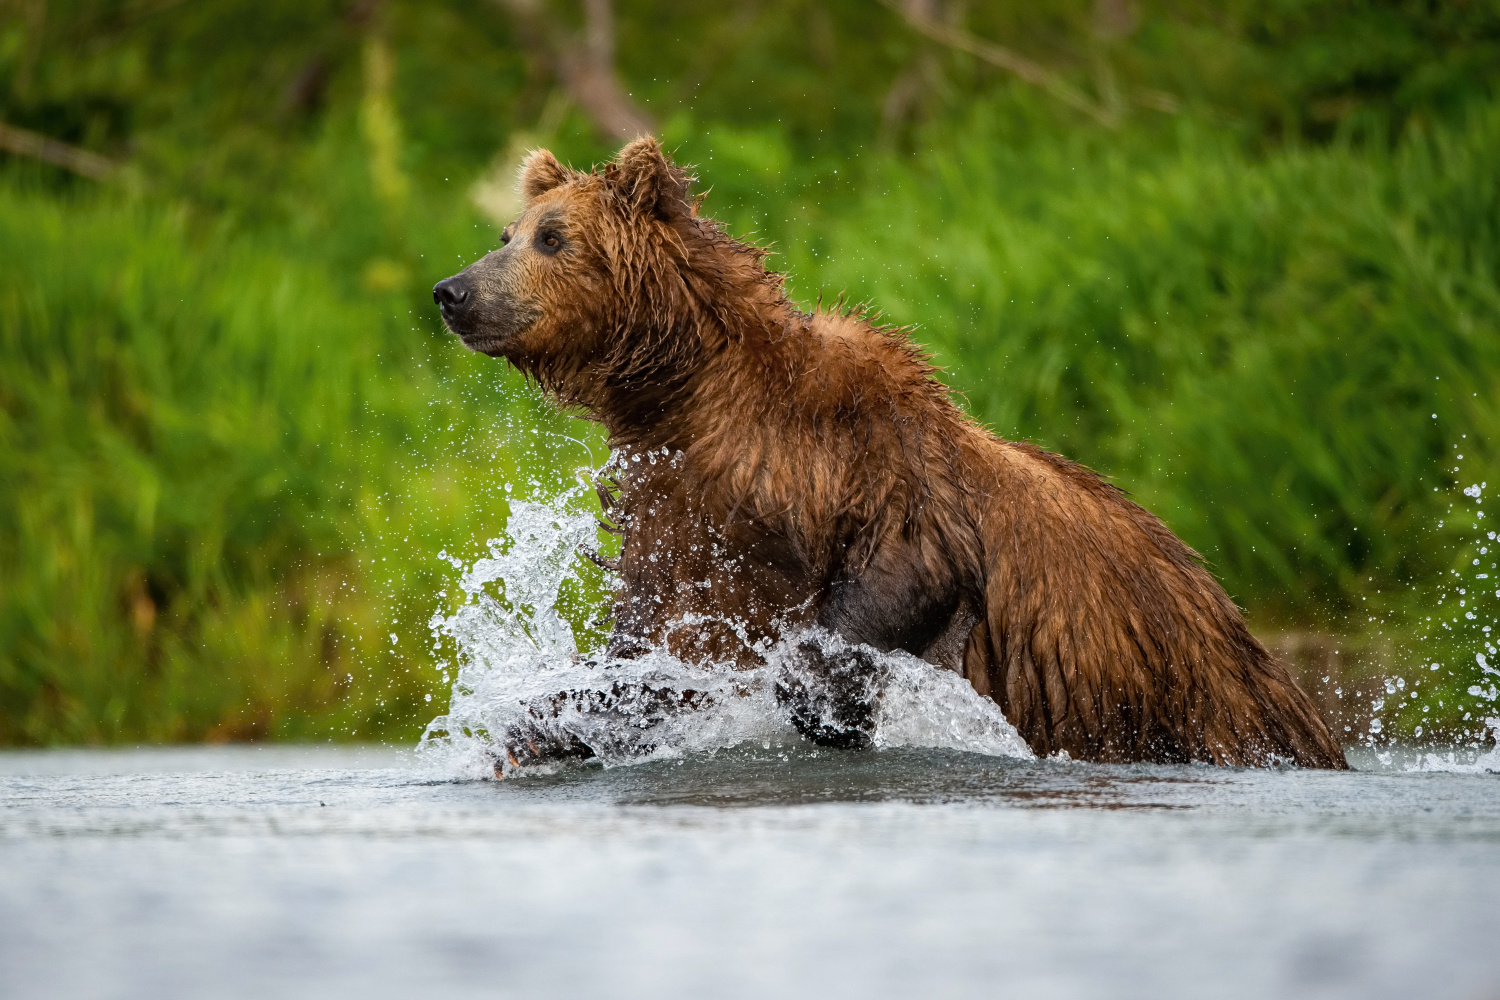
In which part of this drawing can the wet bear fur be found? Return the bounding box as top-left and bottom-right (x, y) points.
(435, 138), (1348, 770)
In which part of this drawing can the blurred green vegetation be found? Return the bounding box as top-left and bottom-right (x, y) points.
(1, 0), (1497, 745)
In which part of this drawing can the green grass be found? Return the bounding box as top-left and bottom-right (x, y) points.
(0, 181), (608, 744)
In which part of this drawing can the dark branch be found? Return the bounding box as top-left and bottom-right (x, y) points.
(0, 122), (122, 181)
(497, 0), (655, 141)
(879, 0), (1181, 126)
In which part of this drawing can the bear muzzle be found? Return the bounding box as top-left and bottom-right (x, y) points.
(433, 273), (538, 355)
(433, 276), (471, 321)
(433, 274), (490, 348)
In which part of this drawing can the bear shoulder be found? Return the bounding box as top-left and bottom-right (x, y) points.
(797, 308), (949, 412)
(674, 307), (976, 567)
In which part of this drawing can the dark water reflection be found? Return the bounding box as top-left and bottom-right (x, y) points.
(492, 743), (1500, 828)
(502, 746), (1203, 809)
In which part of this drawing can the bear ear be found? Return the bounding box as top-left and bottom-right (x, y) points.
(518, 148), (571, 203)
(609, 137), (693, 223)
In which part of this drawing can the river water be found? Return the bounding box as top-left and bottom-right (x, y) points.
(2, 742), (1497, 1000)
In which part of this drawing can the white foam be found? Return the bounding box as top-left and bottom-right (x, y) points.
(418, 476), (1032, 776)
(1397, 717), (1500, 774)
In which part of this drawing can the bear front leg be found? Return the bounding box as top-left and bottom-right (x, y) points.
(775, 544), (962, 749)
(498, 701), (599, 774)
(775, 637), (882, 748)
(493, 678), (715, 776)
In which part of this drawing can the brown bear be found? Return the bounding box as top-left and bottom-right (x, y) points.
(433, 137), (1347, 770)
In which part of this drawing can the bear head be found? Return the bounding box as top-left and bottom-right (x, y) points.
(433, 137), (769, 418)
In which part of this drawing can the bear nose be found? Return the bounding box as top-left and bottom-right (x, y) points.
(433, 278), (470, 313)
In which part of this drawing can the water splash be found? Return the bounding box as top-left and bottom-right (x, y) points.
(1348, 465), (1500, 764)
(418, 473), (1032, 777)
(1409, 723), (1500, 773)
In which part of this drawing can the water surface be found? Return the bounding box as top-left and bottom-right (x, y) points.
(1, 743), (1496, 1000)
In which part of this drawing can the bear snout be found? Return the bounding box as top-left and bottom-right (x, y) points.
(432, 276), (471, 317)
(432, 269), (538, 355)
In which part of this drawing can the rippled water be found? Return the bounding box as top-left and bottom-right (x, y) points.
(2, 743), (1497, 1000)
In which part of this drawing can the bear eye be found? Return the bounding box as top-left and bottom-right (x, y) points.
(536, 229), (564, 256)
(499, 227), (512, 246)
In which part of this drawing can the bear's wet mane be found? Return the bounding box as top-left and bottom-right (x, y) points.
(515, 139), (963, 467)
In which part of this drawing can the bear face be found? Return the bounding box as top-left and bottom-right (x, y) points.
(433, 140), (718, 417)
(433, 149), (603, 361)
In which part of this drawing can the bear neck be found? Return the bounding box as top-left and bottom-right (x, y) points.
(588, 246), (799, 453)
(590, 306), (793, 452)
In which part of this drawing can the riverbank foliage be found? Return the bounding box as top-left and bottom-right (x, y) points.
(2, 1), (1498, 745)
